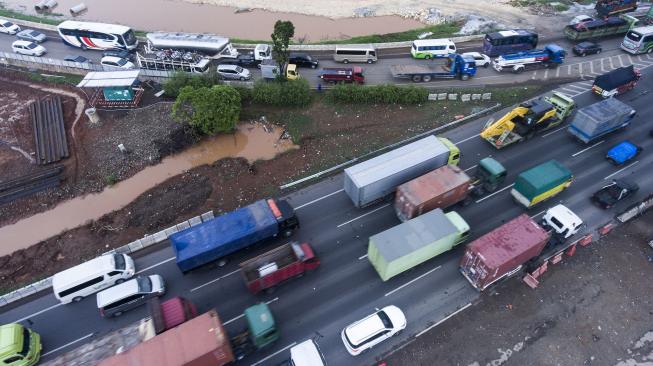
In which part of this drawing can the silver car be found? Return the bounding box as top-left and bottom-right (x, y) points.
(16, 29), (47, 43)
(217, 64), (251, 81)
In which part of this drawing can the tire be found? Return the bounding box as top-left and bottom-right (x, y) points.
(581, 52), (586, 57)
(343, 59), (349, 64)
(422, 75), (432, 82)
(282, 229), (293, 238)
(596, 49), (601, 55)
(648, 48), (653, 54)
(217, 258), (228, 267)
(461, 74), (470, 81)
(113, 311), (123, 317)
(72, 296), (84, 303)
(115, 278), (125, 285)
(81, 44), (88, 51)
(367, 59), (373, 64)
(311, 64), (316, 69)
(412, 75), (422, 82)
(483, 63), (489, 68)
(265, 286), (276, 295)
(239, 77), (246, 81)
(424, 55), (432, 60)
(514, 67), (524, 74)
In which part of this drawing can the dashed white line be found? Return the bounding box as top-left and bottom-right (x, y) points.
(42, 333), (94, 357)
(604, 161), (639, 180)
(224, 297), (279, 326)
(541, 126), (566, 138)
(385, 265), (441, 297)
(530, 210), (546, 219)
(251, 342), (297, 366)
(336, 203), (390, 228)
(415, 303), (472, 337)
(572, 140), (605, 157)
(609, 57), (615, 69)
(358, 254), (368, 260)
(618, 55), (626, 67)
(136, 256), (176, 274)
(464, 164), (478, 172)
(453, 134), (479, 144)
(14, 303), (63, 324)
(294, 189), (344, 210)
(190, 268), (241, 292)
(475, 183), (514, 203)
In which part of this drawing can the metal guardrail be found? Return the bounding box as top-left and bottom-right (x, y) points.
(617, 193), (653, 223)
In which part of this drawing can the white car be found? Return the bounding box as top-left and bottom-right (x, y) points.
(0, 19), (20, 35)
(12, 40), (46, 56)
(341, 305), (406, 356)
(569, 14), (593, 26)
(217, 64), (251, 81)
(100, 56), (135, 70)
(462, 52), (491, 68)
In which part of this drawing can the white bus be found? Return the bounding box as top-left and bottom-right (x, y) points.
(57, 20), (137, 50)
(410, 38), (456, 59)
(145, 32), (238, 59)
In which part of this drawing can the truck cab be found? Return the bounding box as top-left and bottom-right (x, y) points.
(0, 324), (41, 366)
(438, 137), (461, 165)
(541, 204), (583, 239)
(231, 303), (279, 360)
(445, 54), (477, 80)
(474, 157), (507, 194)
(270, 199), (300, 237)
(260, 60), (300, 80)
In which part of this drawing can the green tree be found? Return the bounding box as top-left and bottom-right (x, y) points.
(163, 70), (221, 97)
(172, 85), (241, 135)
(271, 20), (295, 78)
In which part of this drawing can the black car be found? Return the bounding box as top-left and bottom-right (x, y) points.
(591, 179), (638, 209)
(64, 55), (92, 63)
(572, 41), (602, 57)
(289, 52), (319, 68)
(103, 48), (132, 60)
(221, 53), (260, 68)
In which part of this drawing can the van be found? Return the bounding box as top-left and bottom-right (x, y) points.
(334, 44), (377, 64)
(52, 253), (135, 304)
(0, 324), (41, 366)
(621, 25), (653, 54)
(288, 339), (326, 366)
(411, 39), (456, 59)
(96, 274), (165, 317)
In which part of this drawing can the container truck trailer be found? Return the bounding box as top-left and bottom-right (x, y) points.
(567, 98), (637, 144)
(390, 54), (477, 82)
(510, 160), (573, 208)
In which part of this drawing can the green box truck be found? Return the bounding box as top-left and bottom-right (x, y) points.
(0, 324), (41, 366)
(368, 208), (469, 281)
(510, 160), (573, 208)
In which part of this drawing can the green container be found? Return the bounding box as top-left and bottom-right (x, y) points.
(513, 160), (572, 201)
(368, 209), (469, 281)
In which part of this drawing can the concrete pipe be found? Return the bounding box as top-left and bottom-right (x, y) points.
(85, 107), (100, 124)
(43, 0), (58, 10)
(35, 0), (47, 11)
(69, 3), (87, 16)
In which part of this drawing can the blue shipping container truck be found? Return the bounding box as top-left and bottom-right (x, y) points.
(170, 199), (300, 272)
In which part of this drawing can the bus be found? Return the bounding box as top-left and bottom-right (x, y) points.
(57, 20), (137, 51)
(621, 25), (653, 54)
(145, 32), (238, 59)
(482, 30), (538, 57)
(410, 39), (456, 59)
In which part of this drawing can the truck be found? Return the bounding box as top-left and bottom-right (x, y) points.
(592, 65), (641, 98)
(170, 199), (300, 273)
(563, 14), (638, 41)
(480, 92), (575, 148)
(239, 241), (320, 294)
(136, 51), (212, 73)
(510, 160), (573, 209)
(260, 59), (300, 80)
(567, 98), (637, 144)
(319, 67), (365, 84)
(492, 44), (566, 73)
(145, 32), (238, 59)
(0, 324), (41, 366)
(368, 208), (469, 281)
(344, 135), (460, 208)
(390, 53), (477, 82)
(595, 0), (637, 17)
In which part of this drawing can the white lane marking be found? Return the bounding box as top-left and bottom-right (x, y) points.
(464, 164), (477, 172)
(384, 265), (441, 297)
(453, 134), (479, 144)
(42, 333), (94, 357)
(618, 55), (626, 67)
(294, 189), (345, 210)
(562, 84), (588, 92)
(604, 161), (639, 180)
(576, 81), (593, 87)
(541, 126), (566, 138)
(572, 140), (605, 157)
(590, 61), (594, 74)
(336, 203), (390, 228)
(136, 256), (176, 274)
(475, 183), (514, 203)
(358, 254), (368, 260)
(530, 210), (546, 219)
(190, 268), (241, 292)
(14, 303), (63, 324)
(251, 342), (297, 366)
(415, 303), (472, 338)
(543, 69), (549, 79)
(224, 297), (279, 326)
(609, 57), (614, 70)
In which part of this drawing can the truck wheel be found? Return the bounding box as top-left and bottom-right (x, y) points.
(113, 311), (123, 317)
(412, 75), (422, 82)
(514, 67), (524, 74)
(265, 286), (277, 295)
(424, 55), (431, 60)
(648, 48), (653, 54)
(367, 59), (373, 64)
(343, 59), (349, 64)
(461, 74), (469, 81)
(596, 49), (601, 54)
(114, 278), (125, 285)
(72, 296), (84, 303)
(422, 75), (432, 82)
(282, 229), (293, 238)
(217, 259), (228, 267)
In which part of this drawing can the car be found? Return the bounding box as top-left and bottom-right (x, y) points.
(341, 305), (406, 356)
(591, 179), (639, 209)
(100, 56), (135, 70)
(11, 40), (46, 56)
(102, 48), (132, 60)
(573, 41), (602, 57)
(289, 52), (319, 68)
(606, 141), (641, 165)
(96, 274), (165, 317)
(569, 14), (594, 26)
(462, 52), (491, 68)
(221, 53), (260, 68)
(216, 64), (251, 80)
(64, 55), (92, 64)
(0, 19), (20, 35)
(16, 29), (46, 43)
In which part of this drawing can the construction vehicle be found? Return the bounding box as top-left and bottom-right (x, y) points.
(511, 160), (573, 208)
(390, 54), (477, 82)
(480, 92), (575, 149)
(567, 98), (637, 144)
(564, 14), (638, 41)
(492, 44), (566, 73)
(595, 0), (637, 17)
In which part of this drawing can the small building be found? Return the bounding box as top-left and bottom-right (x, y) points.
(77, 70), (143, 108)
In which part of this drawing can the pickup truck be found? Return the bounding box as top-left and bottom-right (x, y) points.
(592, 179), (639, 209)
(319, 67), (364, 84)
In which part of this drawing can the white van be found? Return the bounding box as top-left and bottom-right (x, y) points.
(334, 44), (377, 64)
(52, 253), (136, 304)
(290, 339), (326, 366)
(411, 38), (456, 59)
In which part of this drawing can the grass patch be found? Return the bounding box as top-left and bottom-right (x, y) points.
(0, 4), (63, 26)
(27, 72), (83, 85)
(284, 113), (313, 144)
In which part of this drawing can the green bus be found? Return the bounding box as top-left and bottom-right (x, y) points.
(621, 25), (653, 54)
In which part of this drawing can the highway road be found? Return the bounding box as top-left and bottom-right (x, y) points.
(2, 60), (653, 365)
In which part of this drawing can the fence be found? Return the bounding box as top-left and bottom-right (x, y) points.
(617, 193), (653, 223)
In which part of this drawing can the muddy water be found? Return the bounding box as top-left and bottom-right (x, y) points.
(0, 123), (296, 257)
(3, 0), (424, 41)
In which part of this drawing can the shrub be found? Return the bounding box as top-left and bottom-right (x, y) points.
(164, 71), (222, 97)
(252, 79), (311, 106)
(327, 84), (428, 104)
(172, 84), (241, 135)
(233, 86), (253, 104)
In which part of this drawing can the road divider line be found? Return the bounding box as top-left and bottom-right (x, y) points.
(530, 210), (546, 219)
(190, 268), (241, 292)
(604, 161), (639, 180)
(541, 126), (566, 138)
(294, 189), (345, 210)
(572, 140), (604, 157)
(14, 303), (63, 324)
(358, 254), (368, 260)
(251, 342), (297, 366)
(42, 333), (93, 357)
(416, 303), (472, 338)
(453, 134), (479, 145)
(225, 297), (279, 326)
(337, 204), (390, 228)
(135, 256), (176, 274)
(385, 265), (441, 297)
(464, 164), (477, 172)
(475, 184), (514, 203)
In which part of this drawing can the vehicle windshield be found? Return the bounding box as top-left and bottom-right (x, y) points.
(117, 58), (128, 66)
(26, 43), (37, 49)
(626, 31), (643, 42)
(19, 328), (30, 357)
(122, 29), (137, 46)
(137, 276), (152, 292)
(113, 254), (126, 270)
(378, 310), (393, 328)
(30, 30), (40, 36)
(235, 66), (244, 73)
(1, 21), (12, 27)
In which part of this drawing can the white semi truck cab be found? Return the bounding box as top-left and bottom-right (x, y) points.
(541, 204), (583, 239)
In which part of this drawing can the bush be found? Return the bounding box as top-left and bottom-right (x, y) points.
(233, 86), (253, 104)
(164, 71), (222, 97)
(172, 84), (241, 135)
(327, 84), (428, 104)
(252, 79), (311, 106)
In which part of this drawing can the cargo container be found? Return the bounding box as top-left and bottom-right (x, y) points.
(459, 214), (550, 291)
(567, 98), (637, 144)
(148, 297), (198, 334)
(368, 208), (469, 281)
(510, 160), (573, 208)
(239, 242), (320, 294)
(394, 164), (471, 221)
(344, 135), (460, 208)
(170, 199), (299, 272)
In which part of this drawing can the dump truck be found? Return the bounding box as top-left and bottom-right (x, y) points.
(0, 324), (41, 366)
(239, 241), (320, 294)
(481, 92), (575, 148)
(368, 208), (469, 281)
(592, 65), (641, 98)
(595, 0), (636, 17)
(492, 44), (566, 73)
(170, 199), (300, 272)
(390, 54), (477, 82)
(319, 67), (365, 84)
(511, 160), (573, 208)
(563, 14), (637, 41)
(567, 98), (637, 144)
(344, 135), (460, 208)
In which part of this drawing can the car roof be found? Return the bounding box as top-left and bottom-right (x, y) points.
(218, 64), (239, 70)
(13, 40), (35, 46)
(577, 41), (597, 47)
(96, 276), (141, 307)
(101, 56), (123, 62)
(345, 311), (386, 345)
(52, 254), (116, 288)
(463, 51), (482, 57)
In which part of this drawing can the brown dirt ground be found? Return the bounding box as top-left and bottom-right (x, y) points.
(383, 211), (653, 366)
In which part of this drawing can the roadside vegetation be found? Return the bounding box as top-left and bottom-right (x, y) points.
(0, 4), (62, 26)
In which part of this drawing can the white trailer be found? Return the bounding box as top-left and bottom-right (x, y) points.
(145, 32), (238, 59)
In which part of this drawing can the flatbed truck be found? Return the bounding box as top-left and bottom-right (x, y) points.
(492, 44), (566, 73)
(390, 54), (477, 82)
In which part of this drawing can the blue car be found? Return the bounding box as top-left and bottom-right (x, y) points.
(606, 141), (641, 165)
